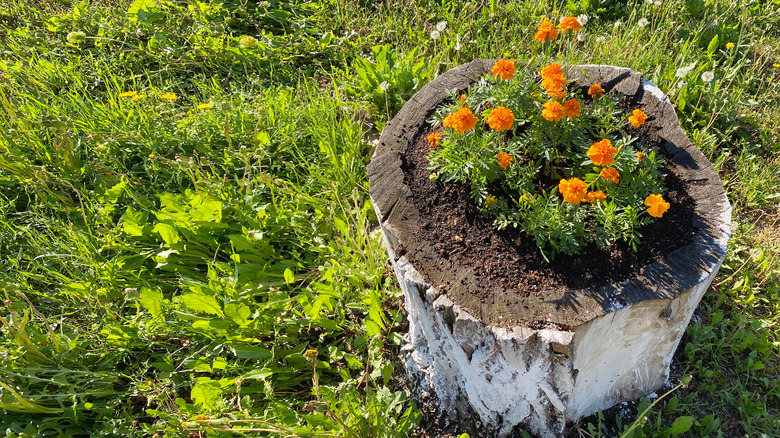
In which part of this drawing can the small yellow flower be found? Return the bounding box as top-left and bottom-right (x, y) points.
(303, 349), (318, 361)
(774, 63), (780, 69)
(485, 196), (498, 209)
(23, 178), (34, 184)
(196, 103), (214, 110)
(149, 153), (155, 159)
(725, 42), (735, 49)
(132, 94), (145, 101)
(160, 93), (177, 100)
(119, 91), (137, 98)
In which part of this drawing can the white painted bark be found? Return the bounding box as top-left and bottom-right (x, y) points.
(378, 218), (726, 436)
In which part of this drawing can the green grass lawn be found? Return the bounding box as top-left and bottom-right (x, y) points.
(0, 0), (778, 436)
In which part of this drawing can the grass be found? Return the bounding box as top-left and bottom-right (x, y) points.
(0, 0), (778, 437)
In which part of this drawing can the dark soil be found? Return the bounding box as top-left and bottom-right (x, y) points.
(401, 95), (699, 300)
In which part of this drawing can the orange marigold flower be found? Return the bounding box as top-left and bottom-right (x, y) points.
(540, 62), (564, 79)
(558, 16), (583, 32)
(628, 109), (648, 127)
(543, 81), (566, 99)
(600, 167), (620, 184)
(427, 132), (443, 148)
(487, 106), (515, 131)
(497, 152), (514, 170)
(587, 139), (617, 166)
(542, 101), (565, 121)
(443, 107), (479, 133)
(562, 99), (581, 117)
(535, 19), (558, 42)
(644, 194), (670, 218)
(588, 83), (605, 98)
(558, 177), (588, 204)
(492, 59), (516, 80)
(637, 151), (646, 161)
(584, 190), (607, 204)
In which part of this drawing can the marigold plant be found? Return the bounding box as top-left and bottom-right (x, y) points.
(534, 19), (558, 42)
(542, 101), (565, 121)
(497, 152), (513, 170)
(628, 109), (648, 127)
(442, 107), (479, 133)
(587, 139), (617, 166)
(600, 167), (620, 184)
(588, 83), (605, 98)
(427, 132), (443, 148)
(558, 17), (583, 33)
(487, 107), (515, 131)
(559, 178), (588, 204)
(427, 25), (668, 259)
(644, 194), (670, 218)
(491, 59), (516, 80)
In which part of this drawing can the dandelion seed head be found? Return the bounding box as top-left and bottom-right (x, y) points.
(676, 63), (696, 78)
(614, 21), (622, 28)
(577, 14), (588, 25)
(701, 71), (715, 82)
(577, 33), (586, 42)
(379, 81), (390, 91)
(436, 21), (447, 32)
(430, 30), (441, 40)
(638, 18), (649, 28)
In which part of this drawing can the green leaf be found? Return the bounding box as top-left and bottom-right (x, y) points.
(189, 194), (222, 223)
(242, 368), (273, 380)
(667, 416), (694, 435)
(126, 0), (156, 21)
(191, 378), (222, 412)
(212, 357), (228, 371)
(152, 222), (181, 245)
(232, 344), (271, 359)
(255, 131), (271, 146)
(283, 268), (295, 285)
(224, 302), (251, 326)
(707, 34), (719, 57)
(99, 179), (127, 204)
(121, 207), (146, 236)
(138, 288), (164, 319)
(178, 293), (224, 317)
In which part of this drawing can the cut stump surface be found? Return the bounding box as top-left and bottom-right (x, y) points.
(368, 60), (731, 437)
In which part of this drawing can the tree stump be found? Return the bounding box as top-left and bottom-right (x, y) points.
(367, 60), (731, 437)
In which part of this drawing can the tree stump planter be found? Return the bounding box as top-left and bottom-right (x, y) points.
(367, 60), (731, 438)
